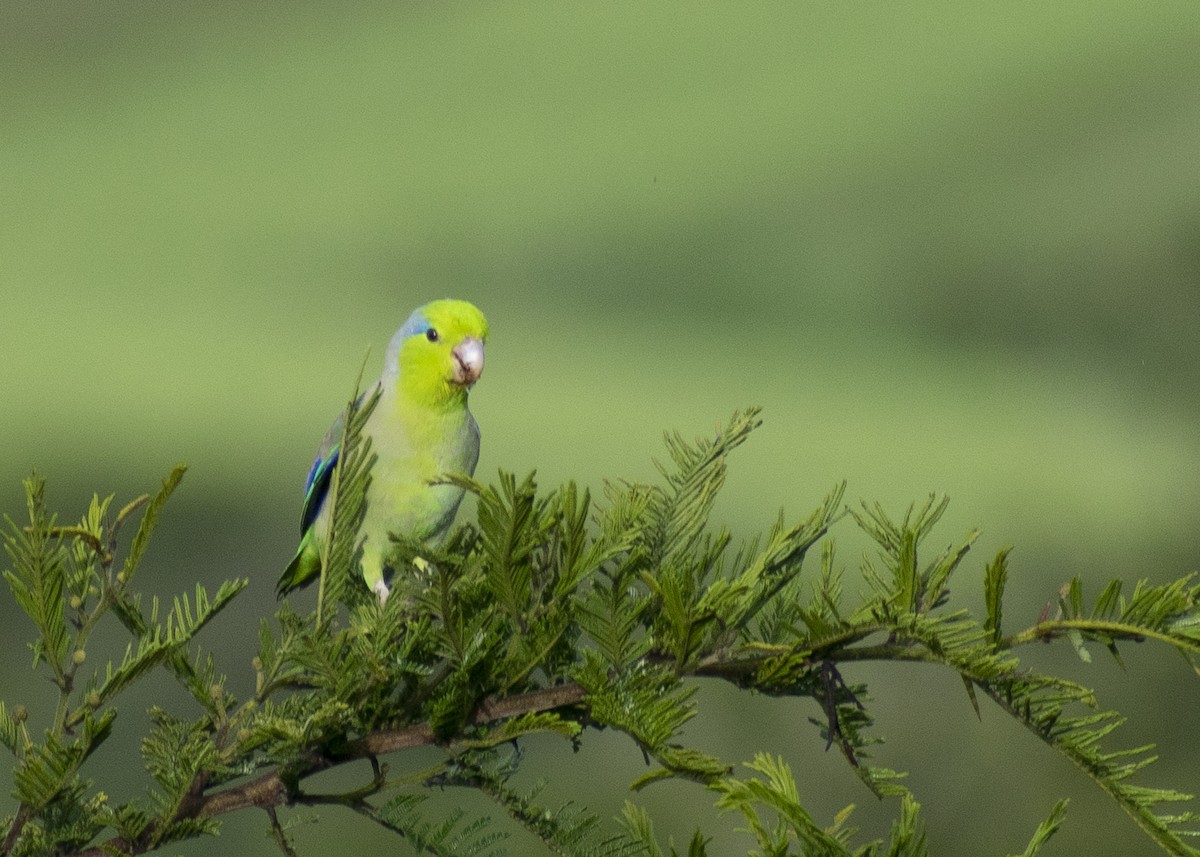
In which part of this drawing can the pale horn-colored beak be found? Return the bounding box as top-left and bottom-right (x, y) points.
(451, 337), (485, 387)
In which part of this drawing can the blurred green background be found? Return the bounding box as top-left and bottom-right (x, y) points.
(3, 2), (1200, 854)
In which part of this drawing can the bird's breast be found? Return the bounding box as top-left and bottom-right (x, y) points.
(362, 403), (480, 537)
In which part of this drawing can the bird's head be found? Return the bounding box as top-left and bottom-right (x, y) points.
(385, 299), (488, 407)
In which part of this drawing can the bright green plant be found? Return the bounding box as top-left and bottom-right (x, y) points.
(2, 404), (1198, 857)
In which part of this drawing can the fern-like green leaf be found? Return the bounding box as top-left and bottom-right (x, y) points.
(474, 470), (547, 623)
(0, 700), (22, 757)
(118, 465), (186, 588)
(978, 672), (1200, 855)
(3, 476), (71, 680)
(89, 635), (175, 711)
(621, 801), (709, 857)
(717, 481), (846, 637)
(12, 711), (114, 811)
(462, 711), (582, 749)
(713, 753), (856, 857)
(318, 383), (381, 621)
(984, 548), (1010, 645)
(366, 792), (507, 857)
(1009, 800), (1069, 857)
(644, 408), (762, 569)
(439, 748), (646, 857)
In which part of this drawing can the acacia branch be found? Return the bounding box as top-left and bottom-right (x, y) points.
(61, 611), (1200, 857)
(69, 683), (589, 857)
(1, 806), (31, 857)
(21, 613), (1096, 857)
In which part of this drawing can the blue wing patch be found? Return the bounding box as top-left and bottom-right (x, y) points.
(299, 447), (339, 535)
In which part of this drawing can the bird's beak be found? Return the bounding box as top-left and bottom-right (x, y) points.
(451, 337), (485, 387)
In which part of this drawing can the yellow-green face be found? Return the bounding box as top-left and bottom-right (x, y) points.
(395, 299), (489, 407)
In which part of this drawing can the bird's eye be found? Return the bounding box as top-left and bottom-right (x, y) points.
(425, 328), (439, 343)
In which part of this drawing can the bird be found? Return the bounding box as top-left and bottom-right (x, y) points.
(277, 299), (488, 605)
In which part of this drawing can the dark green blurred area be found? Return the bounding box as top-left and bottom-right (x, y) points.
(3, 3), (1199, 854)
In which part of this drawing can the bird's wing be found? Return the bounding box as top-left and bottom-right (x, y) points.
(297, 411), (344, 536)
(276, 397), (361, 597)
(296, 378), (378, 534)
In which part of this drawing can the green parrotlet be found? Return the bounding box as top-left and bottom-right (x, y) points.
(277, 299), (488, 604)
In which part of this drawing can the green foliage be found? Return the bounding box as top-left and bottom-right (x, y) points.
(4, 477), (71, 680)
(1011, 801), (1070, 857)
(0, 468), (246, 856)
(424, 746), (642, 857)
(2, 410), (1199, 856)
(710, 753), (929, 857)
(365, 792), (506, 857)
(317, 377), (381, 622)
(119, 466), (185, 588)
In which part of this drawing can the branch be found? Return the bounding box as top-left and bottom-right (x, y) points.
(70, 684), (589, 857)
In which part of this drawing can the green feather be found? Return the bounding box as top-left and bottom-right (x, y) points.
(277, 527), (322, 597)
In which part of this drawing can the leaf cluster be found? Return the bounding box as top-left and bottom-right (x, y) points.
(1, 468), (246, 855)
(2, 406), (1199, 857)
